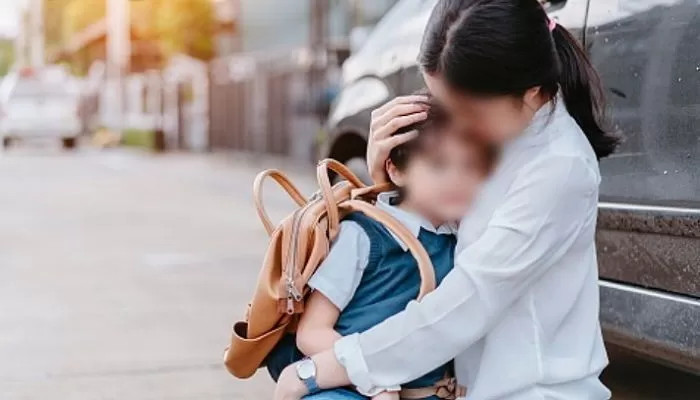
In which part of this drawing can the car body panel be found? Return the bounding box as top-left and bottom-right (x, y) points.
(597, 203), (700, 298)
(599, 280), (699, 374)
(0, 71), (81, 140)
(585, 0), (700, 372)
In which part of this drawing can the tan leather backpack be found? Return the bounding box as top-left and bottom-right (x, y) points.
(223, 159), (437, 379)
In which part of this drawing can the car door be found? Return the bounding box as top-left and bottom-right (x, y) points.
(397, 0), (440, 95)
(341, 0), (434, 96)
(585, 0), (700, 372)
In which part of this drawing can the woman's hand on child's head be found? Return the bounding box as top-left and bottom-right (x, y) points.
(273, 364), (308, 400)
(368, 96), (429, 183)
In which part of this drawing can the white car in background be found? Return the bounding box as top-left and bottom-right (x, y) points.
(0, 67), (82, 150)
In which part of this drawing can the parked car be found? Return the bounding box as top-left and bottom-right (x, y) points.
(0, 67), (82, 149)
(323, 0), (699, 373)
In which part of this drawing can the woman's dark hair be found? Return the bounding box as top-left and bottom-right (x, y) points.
(419, 0), (620, 159)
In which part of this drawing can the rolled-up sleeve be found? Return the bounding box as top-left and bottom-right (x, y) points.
(334, 156), (598, 393)
(308, 220), (370, 311)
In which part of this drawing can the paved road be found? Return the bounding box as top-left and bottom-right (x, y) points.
(0, 147), (696, 399)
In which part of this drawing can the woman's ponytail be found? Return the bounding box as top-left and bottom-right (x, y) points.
(550, 24), (621, 159)
(419, 0), (621, 159)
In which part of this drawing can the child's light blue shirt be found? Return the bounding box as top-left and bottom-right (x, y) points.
(307, 191), (458, 311)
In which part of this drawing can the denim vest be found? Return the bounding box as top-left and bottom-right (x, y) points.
(266, 211), (456, 394)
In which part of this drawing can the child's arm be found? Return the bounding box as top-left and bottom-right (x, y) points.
(296, 291), (342, 356)
(297, 292), (401, 400)
(288, 220), (403, 399)
(296, 219), (369, 356)
(371, 391), (400, 400)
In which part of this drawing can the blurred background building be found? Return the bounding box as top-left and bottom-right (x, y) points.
(3, 0), (398, 160)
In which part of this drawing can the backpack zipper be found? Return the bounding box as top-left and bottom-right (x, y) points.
(284, 191), (322, 314)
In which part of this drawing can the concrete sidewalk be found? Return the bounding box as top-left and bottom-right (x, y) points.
(0, 149), (312, 399)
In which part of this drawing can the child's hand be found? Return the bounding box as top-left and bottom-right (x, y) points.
(371, 391), (400, 400)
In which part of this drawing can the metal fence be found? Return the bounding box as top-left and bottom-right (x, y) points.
(208, 49), (324, 162)
(83, 50), (324, 160)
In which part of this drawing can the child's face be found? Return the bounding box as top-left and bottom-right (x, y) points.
(389, 132), (489, 223)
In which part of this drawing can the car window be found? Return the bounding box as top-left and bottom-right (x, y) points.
(359, 0), (437, 56)
(11, 79), (68, 99)
(587, 0), (700, 206)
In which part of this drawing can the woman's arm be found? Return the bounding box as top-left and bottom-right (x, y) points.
(274, 155), (599, 399)
(296, 291), (342, 356)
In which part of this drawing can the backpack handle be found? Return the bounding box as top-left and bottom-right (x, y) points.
(343, 200), (437, 300)
(254, 169), (308, 235)
(317, 159), (367, 238)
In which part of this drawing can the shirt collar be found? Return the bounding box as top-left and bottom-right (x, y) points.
(504, 92), (568, 153)
(376, 191), (458, 251)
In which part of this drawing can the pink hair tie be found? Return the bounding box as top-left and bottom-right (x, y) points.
(547, 17), (557, 32)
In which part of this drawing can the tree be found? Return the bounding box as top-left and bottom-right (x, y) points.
(63, 0), (106, 40)
(0, 39), (14, 76)
(44, 0), (74, 55)
(53, 0), (217, 70)
(154, 0), (217, 61)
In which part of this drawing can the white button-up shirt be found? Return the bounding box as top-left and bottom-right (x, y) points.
(334, 97), (611, 400)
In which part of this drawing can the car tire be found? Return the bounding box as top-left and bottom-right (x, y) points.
(335, 156), (372, 185)
(2, 137), (12, 149)
(61, 137), (77, 150)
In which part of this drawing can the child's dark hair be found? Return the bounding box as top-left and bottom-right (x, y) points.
(419, 0), (621, 159)
(387, 92), (497, 182)
(389, 95), (450, 171)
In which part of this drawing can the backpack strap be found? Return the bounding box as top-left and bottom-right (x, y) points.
(253, 169), (308, 235)
(341, 199), (437, 301)
(317, 159), (367, 238)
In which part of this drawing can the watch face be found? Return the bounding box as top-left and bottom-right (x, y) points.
(296, 359), (316, 380)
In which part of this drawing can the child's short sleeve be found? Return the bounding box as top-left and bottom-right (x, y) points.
(307, 220), (370, 311)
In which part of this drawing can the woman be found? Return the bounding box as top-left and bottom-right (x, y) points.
(275, 0), (620, 398)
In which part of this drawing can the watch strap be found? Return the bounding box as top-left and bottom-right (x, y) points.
(302, 375), (320, 394)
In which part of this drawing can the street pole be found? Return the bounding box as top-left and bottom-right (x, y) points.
(106, 0), (131, 133)
(14, 7), (28, 68)
(29, 0), (44, 68)
(309, 0), (328, 121)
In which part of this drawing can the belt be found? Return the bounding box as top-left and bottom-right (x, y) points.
(399, 376), (467, 399)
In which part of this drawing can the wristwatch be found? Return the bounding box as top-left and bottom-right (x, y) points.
(295, 357), (320, 394)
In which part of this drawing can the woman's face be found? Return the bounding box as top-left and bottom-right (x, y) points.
(423, 72), (541, 145)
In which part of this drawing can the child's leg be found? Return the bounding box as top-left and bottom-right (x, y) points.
(303, 388), (368, 399)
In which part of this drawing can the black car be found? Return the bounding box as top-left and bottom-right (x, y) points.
(323, 0), (699, 373)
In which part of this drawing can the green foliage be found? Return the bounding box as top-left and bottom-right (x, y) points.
(121, 128), (155, 149)
(63, 0), (107, 40)
(0, 39), (14, 76)
(53, 0), (217, 64)
(44, 0), (75, 54)
(154, 0), (217, 61)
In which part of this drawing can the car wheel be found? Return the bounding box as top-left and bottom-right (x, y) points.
(2, 137), (12, 149)
(335, 156), (372, 185)
(61, 137), (77, 150)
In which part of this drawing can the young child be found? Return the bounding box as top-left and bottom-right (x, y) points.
(266, 96), (495, 399)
